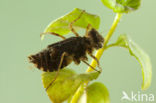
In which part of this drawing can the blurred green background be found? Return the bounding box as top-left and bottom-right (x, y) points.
(0, 0), (155, 103)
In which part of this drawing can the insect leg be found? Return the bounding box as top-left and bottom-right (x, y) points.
(85, 24), (92, 36)
(82, 60), (100, 73)
(46, 52), (66, 91)
(40, 32), (66, 39)
(70, 10), (85, 37)
(89, 54), (102, 72)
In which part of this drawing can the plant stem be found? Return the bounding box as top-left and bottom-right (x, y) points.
(70, 84), (86, 103)
(87, 13), (122, 72)
(70, 13), (122, 103)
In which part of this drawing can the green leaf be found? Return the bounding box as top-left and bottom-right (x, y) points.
(101, 0), (141, 13)
(108, 34), (152, 90)
(41, 8), (100, 39)
(78, 82), (110, 103)
(42, 68), (100, 103)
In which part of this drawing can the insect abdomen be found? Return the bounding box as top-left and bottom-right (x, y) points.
(28, 48), (60, 72)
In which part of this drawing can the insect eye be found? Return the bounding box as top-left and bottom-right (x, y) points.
(98, 43), (102, 48)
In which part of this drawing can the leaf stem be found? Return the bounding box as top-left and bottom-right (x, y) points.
(70, 13), (122, 103)
(87, 13), (122, 72)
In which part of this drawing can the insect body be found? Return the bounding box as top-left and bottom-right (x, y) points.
(28, 10), (104, 90)
(28, 28), (104, 72)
